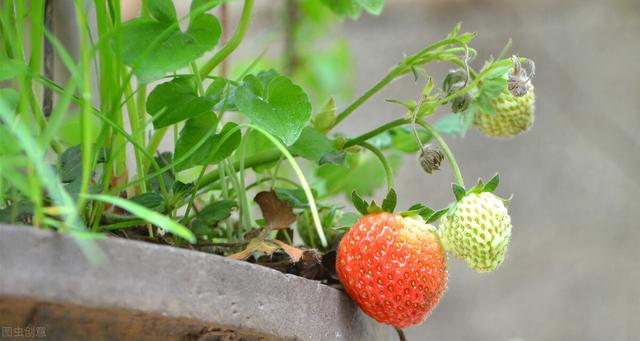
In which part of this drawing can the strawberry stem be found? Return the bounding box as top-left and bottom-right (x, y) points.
(359, 141), (393, 192)
(394, 327), (407, 341)
(417, 119), (465, 188)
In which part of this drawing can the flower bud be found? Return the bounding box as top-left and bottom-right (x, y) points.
(419, 145), (444, 174)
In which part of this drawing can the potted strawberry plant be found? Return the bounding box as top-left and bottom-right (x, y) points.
(0, 0), (535, 339)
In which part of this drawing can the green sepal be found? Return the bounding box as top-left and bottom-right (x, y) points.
(483, 173), (500, 193)
(467, 179), (485, 194)
(452, 183), (466, 201)
(367, 200), (384, 214)
(351, 190), (369, 216)
(385, 98), (416, 112)
(410, 66), (419, 81)
(381, 188), (397, 213)
(400, 203), (447, 223)
(426, 208), (449, 224)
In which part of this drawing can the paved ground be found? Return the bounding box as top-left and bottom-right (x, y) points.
(337, 0), (640, 340)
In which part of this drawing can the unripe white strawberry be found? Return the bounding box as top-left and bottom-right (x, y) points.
(473, 87), (535, 138)
(439, 192), (512, 272)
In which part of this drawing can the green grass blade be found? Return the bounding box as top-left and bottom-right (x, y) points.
(83, 194), (196, 243)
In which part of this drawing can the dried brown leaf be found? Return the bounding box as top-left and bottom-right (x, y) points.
(271, 239), (304, 262)
(227, 238), (279, 261)
(254, 190), (296, 230)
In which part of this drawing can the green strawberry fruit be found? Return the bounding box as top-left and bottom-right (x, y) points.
(439, 192), (512, 272)
(473, 87), (535, 138)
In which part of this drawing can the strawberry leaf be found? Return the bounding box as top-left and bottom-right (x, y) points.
(484, 174), (500, 193)
(351, 190), (369, 216)
(452, 183), (466, 201)
(381, 188), (397, 213)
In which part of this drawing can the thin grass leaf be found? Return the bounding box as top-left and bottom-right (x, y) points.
(83, 194), (196, 243)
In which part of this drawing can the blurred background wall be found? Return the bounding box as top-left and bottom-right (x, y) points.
(347, 1), (640, 339)
(55, 0), (640, 339)
(251, 1), (640, 339)
(350, 1), (640, 340)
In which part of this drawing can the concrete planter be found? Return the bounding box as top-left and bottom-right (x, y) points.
(0, 225), (391, 340)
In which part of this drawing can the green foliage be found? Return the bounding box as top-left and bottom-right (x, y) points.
(235, 71), (312, 145)
(0, 0), (529, 264)
(117, 0), (221, 82)
(320, 0), (385, 18)
(289, 127), (337, 163)
(147, 77), (222, 128)
(174, 115), (241, 170)
(316, 152), (401, 197)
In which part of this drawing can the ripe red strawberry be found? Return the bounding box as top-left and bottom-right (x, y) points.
(336, 212), (448, 328)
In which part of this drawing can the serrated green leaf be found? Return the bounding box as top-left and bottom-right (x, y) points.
(484, 174), (500, 193)
(148, 0), (177, 24)
(275, 187), (318, 209)
(426, 208), (448, 223)
(191, 219), (218, 239)
(197, 200), (238, 224)
(433, 113), (468, 136)
(319, 151), (346, 166)
(174, 112), (219, 169)
(171, 181), (194, 202)
(388, 127), (432, 153)
(174, 116), (241, 170)
(289, 126), (336, 163)
(206, 122), (242, 163)
(235, 73), (311, 145)
(452, 183), (466, 201)
(85, 194), (195, 243)
(381, 188), (397, 213)
(129, 192), (165, 212)
(316, 152), (402, 198)
(147, 77), (219, 128)
(117, 3), (221, 82)
(351, 190), (369, 215)
(149, 152), (175, 193)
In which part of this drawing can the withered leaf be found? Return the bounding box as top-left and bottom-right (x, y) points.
(254, 190), (296, 230)
(271, 239), (304, 262)
(227, 238), (279, 261)
(298, 249), (324, 280)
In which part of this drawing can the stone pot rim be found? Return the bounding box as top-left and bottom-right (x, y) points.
(0, 224), (390, 340)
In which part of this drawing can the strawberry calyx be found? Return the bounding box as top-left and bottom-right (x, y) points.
(399, 203), (448, 224)
(452, 173), (501, 202)
(447, 173), (511, 218)
(351, 188), (397, 215)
